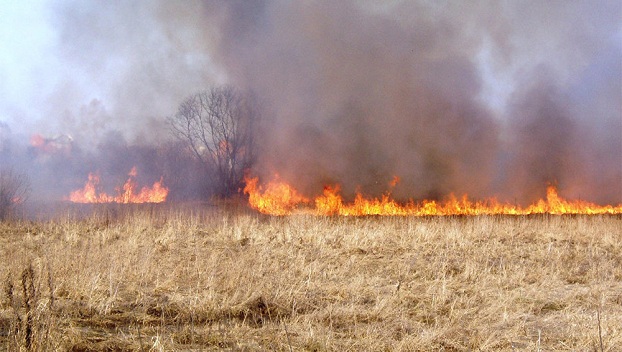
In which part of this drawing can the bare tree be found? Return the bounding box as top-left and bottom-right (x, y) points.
(0, 169), (31, 220)
(168, 86), (260, 197)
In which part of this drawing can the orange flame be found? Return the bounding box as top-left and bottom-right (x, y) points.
(243, 174), (308, 215)
(244, 175), (622, 216)
(68, 167), (168, 203)
(30, 133), (72, 156)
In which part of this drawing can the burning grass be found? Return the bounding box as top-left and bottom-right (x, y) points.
(244, 175), (622, 216)
(1, 209), (621, 350)
(67, 167), (169, 204)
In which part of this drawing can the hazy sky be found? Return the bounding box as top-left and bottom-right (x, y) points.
(0, 0), (57, 131)
(0, 0), (526, 139)
(1, 1), (619, 138)
(0, 0), (220, 144)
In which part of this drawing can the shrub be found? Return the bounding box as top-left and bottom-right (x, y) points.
(0, 169), (30, 220)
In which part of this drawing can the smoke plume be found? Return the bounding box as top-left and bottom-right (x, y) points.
(1, 0), (620, 205)
(203, 0), (622, 203)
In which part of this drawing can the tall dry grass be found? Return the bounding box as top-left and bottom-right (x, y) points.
(1, 208), (621, 351)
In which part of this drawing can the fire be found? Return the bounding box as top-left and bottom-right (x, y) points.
(68, 167), (168, 204)
(244, 175), (622, 216)
(243, 174), (308, 215)
(30, 133), (72, 157)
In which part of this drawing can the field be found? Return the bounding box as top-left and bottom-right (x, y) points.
(1, 206), (621, 351)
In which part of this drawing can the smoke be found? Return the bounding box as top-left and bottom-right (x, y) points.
(1, 0), (620, 205)
(202, 0), (621, 203)
(42, 0), (221, 145)
(2, 1), (217, 202)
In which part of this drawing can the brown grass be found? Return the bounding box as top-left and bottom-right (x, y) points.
(1, 208), (621, 351)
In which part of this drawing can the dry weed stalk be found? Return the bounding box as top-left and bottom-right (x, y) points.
(2, 261), (55, 351)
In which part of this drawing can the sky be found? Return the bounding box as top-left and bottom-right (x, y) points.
(0, 0), (222, 145)
(0, 0), (520, 139)
(0, 0), (56, 130)
(0, 0), (620, 204)
(1, 1), (617, 136)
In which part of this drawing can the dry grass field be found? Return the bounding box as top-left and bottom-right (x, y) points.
(1, 207), (621, 351)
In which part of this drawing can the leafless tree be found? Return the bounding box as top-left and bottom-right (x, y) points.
(0, 169), (31, 220)
(168, 86), (260, 197)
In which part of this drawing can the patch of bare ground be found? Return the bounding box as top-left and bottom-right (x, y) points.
(1, 210), (621, 351)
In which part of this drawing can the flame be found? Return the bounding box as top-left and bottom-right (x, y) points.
(244, 175), (622, 216)
(243, 174), (308, 215)
(30, 134), (46, 148)
(30, 133), (72, 156)
(388, 175), (400, 187)
(68, 167), (168, 203)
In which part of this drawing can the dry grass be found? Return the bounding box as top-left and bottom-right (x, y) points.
(1, 208), (621, 351)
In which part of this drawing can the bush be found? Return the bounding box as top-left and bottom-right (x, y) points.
(0, 169), (30, 220)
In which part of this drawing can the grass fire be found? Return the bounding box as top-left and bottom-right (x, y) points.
(67, 167), (168, 204)
(1, 1), (621, 351)
(244, 175), (622, 216)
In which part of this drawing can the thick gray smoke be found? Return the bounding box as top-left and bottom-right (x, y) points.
(1, 0), (620, 205)
(203, 0), (622, 204)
